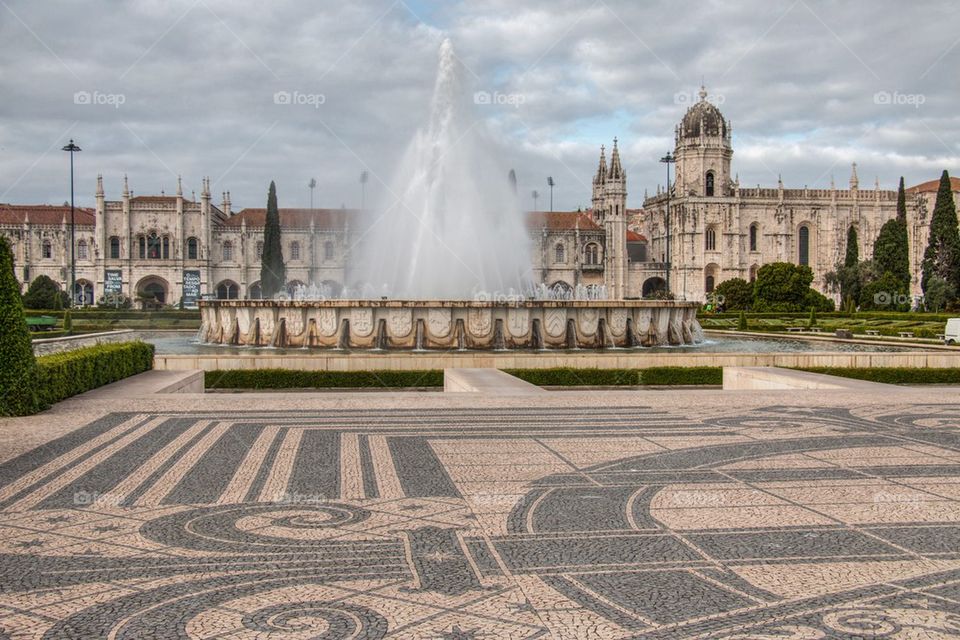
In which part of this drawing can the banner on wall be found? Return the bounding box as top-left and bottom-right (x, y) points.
(182, 270), (201, 307)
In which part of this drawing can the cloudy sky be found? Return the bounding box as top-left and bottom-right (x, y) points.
(1, 0), (958, 212)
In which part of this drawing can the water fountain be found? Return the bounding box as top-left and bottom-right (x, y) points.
(199, 40), (699, 350)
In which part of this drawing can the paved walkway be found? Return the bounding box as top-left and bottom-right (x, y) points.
(0, 386), (959, 638)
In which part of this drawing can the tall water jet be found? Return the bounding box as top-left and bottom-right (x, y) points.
(348, 39), (532, 298)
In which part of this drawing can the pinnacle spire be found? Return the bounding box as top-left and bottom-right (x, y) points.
(96, 174), (104, 197)
(177, 175), (183, 196)
(122, 174), (129, 197)
(595, 145), (607, 183)
(849, 162), (859, 189)
(609, 137), (624, 179)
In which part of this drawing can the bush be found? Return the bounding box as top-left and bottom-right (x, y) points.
(798, 367), (960, 385)
(0, 237), (42, 416)
(715, 278), (754, 311)
(804, 288), (836, 312)
(63, 310), (73, 333)
(22, 275), (69, 310)
(860, 271), (910, 311)
(505, 367), (722, 386)
(36, 342), (155, 406)
(205, 369), (443, 389)
(737, 311), (748, 331)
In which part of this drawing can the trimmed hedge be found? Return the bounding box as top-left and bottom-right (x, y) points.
(205, 369), (444, 389)
(797, 367), (960, 385)
(504, 367), (723, 386)
(36, 341), (155, 406)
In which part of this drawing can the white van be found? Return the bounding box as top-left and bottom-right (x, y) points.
(945, 318), (960, 345)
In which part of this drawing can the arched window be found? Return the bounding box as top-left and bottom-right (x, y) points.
(749, 224), (758, 252)
(42, 240), (52, 259)
(705, 227), (717, 251)
(749, 264), (758, 282)
(256, 241), (263, 260)
(222, 241), (233, 262)
(77, 240), (88, 260)
(705, 171), (715, 197)
(147, 233), (161, 259)
(290, 241), (300, 261)
(324, 241), (334, 261)
(187, 237), (198, 260)
(216, 281), (239, 300)
(248, 282), (262, 299)
(109, 236), (121, 259)
(706, 275), (715, 293)
(554, 243), (565, 264)
(798, 225), (810, 266)
(138, 236), (146, 259)
(584, 243), (599, 265)
(162, 236), (170, 259)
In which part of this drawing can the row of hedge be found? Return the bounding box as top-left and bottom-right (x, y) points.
(205, 369), (445, 389)
(705, 311), (957, 322)
(505, 367), (723, 386)
(35, 342), (155, 407)
(24, 309), (201, 319)
(796, 367), (960, 385)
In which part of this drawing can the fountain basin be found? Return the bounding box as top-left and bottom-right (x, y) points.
(198, 300), (700, 350)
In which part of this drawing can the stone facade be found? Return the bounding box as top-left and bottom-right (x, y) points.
(640, 86), (960, 302)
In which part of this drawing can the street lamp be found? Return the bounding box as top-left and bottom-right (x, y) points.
(531, 190), (539, 211)
(308, 178), (317, 211)
(659, 152), (675, 296)
(547, 176), (554, 212)
(359, 171), (369, 210)
(62, 139), (81, 306)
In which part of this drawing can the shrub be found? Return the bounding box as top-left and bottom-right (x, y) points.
(0, 237), (42, 416)
(63, 310), (73, 333)
(714, 278), (754, 311)
(22, 275), (69, 310)
(205, 369), (443, 389)
(737, 311), (748, 331)
(798, 367), (960, 385)
(36, 342), (155, 406)
(753, 263), (814, 311)
(505, 367), (722, 386)
(804, 288), (836, 312)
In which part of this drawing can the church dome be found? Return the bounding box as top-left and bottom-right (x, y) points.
(679, 87), (728, 139)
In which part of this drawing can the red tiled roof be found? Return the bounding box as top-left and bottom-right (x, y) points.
(626, 230), (647, 242)
(0, 204), (95, 226)
(526, 211), (602, 231)
(223, 208), (355, 229)
(906, 176), (960, 194)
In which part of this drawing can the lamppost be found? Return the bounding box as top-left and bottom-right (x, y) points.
(308, 178), (317, 211)
(531, 190), (539, 211)
(659, 152), (675, 296)
(547, 176), (554, 212)
(62, 139), (81, 306)
(359, 171), (369, 210)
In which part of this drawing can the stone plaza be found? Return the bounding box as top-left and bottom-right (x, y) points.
(1, 381), (959, 639)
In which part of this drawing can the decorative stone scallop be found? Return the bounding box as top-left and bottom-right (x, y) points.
(315, 308), (337, 336)
(507, 308), (530, 337)
(428, 308), (451, 337)
(254, 308), (275, 335)
(608, 308), (628, 336)
(578, 308), (599, 335)
(467, 308), (492, 336)
(543, 309), (567, 337)
(280, 308), (305, 337)
(351, 308), (374, 337)
(388, 309), (413, 337)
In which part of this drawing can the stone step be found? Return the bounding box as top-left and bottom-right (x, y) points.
(443, 368), (545, 395)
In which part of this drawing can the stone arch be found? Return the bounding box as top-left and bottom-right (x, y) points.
(642, 277), (667, 298)
(136, 275), (169, 305)
(704, 263), (720, 294)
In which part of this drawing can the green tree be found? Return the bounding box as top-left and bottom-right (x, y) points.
(714, 278), (753, 311)
(260, 181), (286, 298)
(873, 177), (911, 288)
(860, 272), (910, 311)
(752, 262), (814, 311)
(22, 275), (68, 309)
(737, 310), (748, 331)
(0, 237), (42, 416)
(838, 225), (861, 305)
(924, 276), (957, 313)
(921, 170), (960, 302)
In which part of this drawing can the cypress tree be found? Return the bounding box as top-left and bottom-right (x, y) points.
(921, 170), (960, 298)
(873, 177), (911, 288)
(844, 224), (859, 268)
(260, 181), (286, 298)
(0, 237), (42, 416)
(839, 225), (860, 304)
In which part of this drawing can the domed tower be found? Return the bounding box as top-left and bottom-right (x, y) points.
(674, 86), (732, 197)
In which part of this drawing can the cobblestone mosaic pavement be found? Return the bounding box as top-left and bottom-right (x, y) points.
(1, 402), (960, 638)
